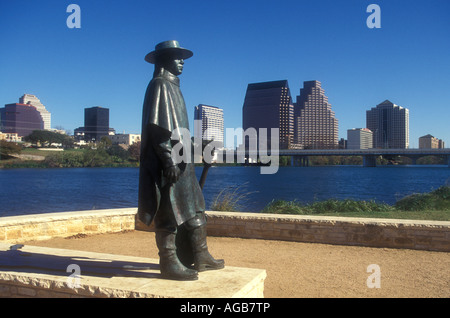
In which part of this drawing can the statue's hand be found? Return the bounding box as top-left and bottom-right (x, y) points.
(164, 165), (181, 183)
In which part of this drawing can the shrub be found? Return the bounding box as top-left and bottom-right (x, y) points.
(394, 186), (450, 211)
(262, 198), (394, 215)
(210, 183), (257, 212)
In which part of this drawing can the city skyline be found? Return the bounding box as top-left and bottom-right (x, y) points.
(1, 1), (449, 148)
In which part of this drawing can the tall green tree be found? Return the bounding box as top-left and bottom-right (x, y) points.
(24, 130), (74, 148)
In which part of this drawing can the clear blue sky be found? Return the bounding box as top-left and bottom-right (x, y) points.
(1, 0), (449, 148)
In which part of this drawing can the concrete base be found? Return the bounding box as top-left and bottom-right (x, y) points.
(0, 243), (266, 298)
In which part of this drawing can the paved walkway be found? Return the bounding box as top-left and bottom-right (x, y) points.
(24, 230), (450, 298)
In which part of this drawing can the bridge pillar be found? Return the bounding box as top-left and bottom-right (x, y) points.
(290, 156), (295, 166)
(363, 155), (377, 167)
(447, 155), (450, 168)
(301, 156), (309, 167)
(290, 156), (309, 167)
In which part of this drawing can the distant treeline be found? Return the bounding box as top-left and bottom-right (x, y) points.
(1, 136), (141, 168)
(42, 145), (140, 168)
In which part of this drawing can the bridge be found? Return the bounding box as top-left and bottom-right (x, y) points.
(280, 148), (450, 167)
(212, 148), (450, 167)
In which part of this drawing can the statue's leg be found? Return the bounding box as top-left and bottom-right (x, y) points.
(154, 212), (198, 281)
(185, 212), (225, 272)
(175, 223), (194, 268)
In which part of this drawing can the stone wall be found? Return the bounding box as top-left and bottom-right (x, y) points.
(1, 209), (449, 252)
(202, 211), (450, 252)
(0, 208), (136, 243)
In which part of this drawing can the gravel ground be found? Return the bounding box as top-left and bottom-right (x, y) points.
(24, 230), (450, 298)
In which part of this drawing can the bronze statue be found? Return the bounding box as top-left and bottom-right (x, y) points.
(138, 40), (224, 281)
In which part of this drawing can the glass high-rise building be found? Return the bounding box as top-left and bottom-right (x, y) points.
(194, 104), (224, 147)
(294, 80), (338, 149)
(242, 80), (294, 149)
(366, 100), (409, 149)
(84, 106), (110, 142)
(0, 103), (44, 137)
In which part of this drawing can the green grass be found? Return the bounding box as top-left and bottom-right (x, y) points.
(260, 186), (450, 221)
(21, 148), (83, 157)
(211, 185), (450, 221)
(261, 200), (449, 221)
(394, 186), (450, 212)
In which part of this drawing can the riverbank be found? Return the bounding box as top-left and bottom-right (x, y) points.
(0, 147), (139, 169)
(212, 185), (450, 221)
(2, 145), (449, 168)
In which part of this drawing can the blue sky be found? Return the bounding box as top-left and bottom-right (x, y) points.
(1, 0), (449, 148)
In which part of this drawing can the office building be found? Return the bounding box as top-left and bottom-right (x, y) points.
(294, 80), (338, 149)
(83, 106), (112, 142)
(19, 94), (51, 130)
(419, 134), (445, 149)
(0, 103), (44, 137)
(194, 104), (224, 147)
(366, 100), (409, 149)
(242, 80), (294, 149)
(347, 128), (373, 149)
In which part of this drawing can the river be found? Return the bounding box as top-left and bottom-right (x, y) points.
(0, 165), (449, 217)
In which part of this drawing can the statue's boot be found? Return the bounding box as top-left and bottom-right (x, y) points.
(155, 231), (198, 281)
(189, 225), (225, 272)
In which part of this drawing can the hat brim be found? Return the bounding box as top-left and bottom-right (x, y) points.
(145, 47), (193, 64)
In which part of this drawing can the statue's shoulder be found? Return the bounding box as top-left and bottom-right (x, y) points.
(150, 75), (170, 88)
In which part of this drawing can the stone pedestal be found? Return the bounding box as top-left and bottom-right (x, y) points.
(0, 243), (266, 298)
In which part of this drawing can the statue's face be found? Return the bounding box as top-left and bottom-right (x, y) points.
(165, 58), (184, 75)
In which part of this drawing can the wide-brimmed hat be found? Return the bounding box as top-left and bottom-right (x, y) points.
(145, 40), (193, 64)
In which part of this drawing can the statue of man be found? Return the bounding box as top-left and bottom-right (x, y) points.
(138, 40), (224, 281)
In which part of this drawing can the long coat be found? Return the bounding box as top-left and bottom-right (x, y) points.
(138, 69), (205, 227)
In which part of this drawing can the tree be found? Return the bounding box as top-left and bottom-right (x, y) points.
(107, 144), (130, 161)
(24, 130), (74, 148)
(0, 140), (22, 159)
(99, 136), (112, 148)
(128, 141), (141, 162)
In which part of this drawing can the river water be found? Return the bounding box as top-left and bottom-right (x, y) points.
(0, 165), (449, 217)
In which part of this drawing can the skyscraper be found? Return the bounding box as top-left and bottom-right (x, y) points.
(294, 80), (338, 149)
(242, 80), (294, 149)
(366, 100), (409, 149)
(84, 106), (111, 142)
(194, 104), (224, 147)
(19, 94), (51, 130)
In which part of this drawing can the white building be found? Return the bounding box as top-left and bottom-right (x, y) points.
(347, 128), (373, 149)
(108, 134), (141, 146)
(19, 94), (51, 130)
(0, 131), (22, 142)
(194, 104), (224, 147)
